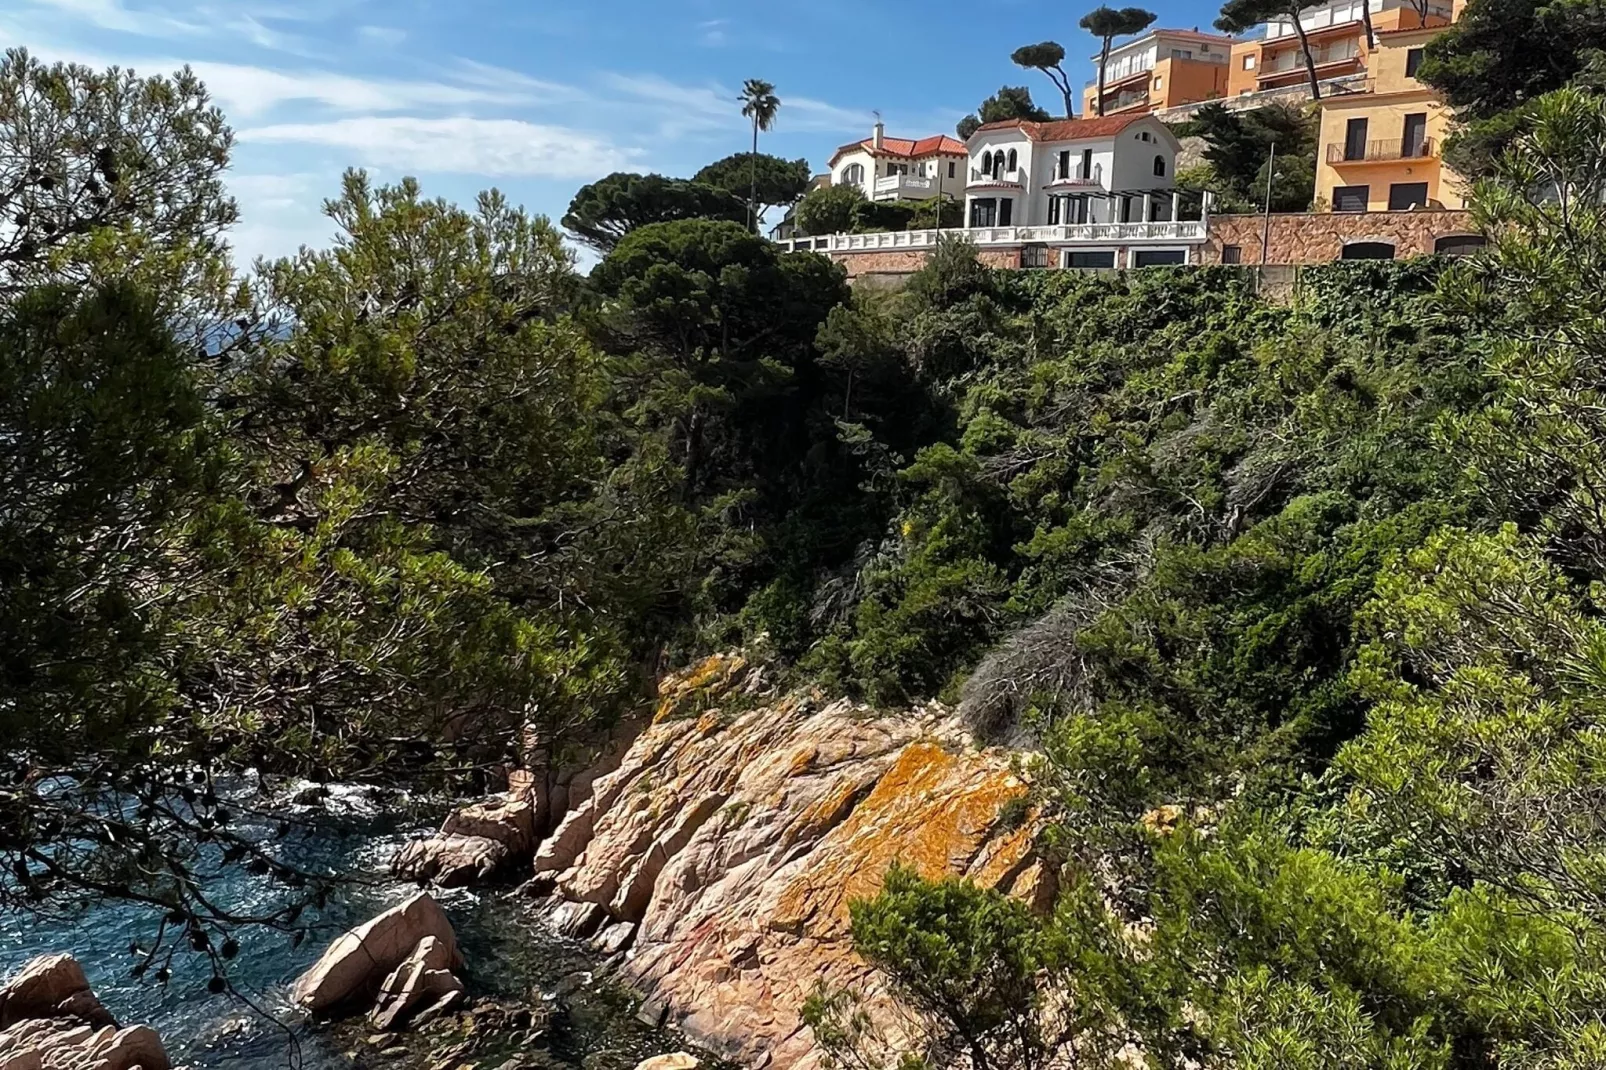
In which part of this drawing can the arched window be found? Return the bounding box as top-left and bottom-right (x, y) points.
(981, 151), (993, 175)
(1340, 241), (1396, 260)
(1153, 154), (1167, 177)
(842, 162), (864, 186)
(1006, 149), (1018, 174)
(1434, 234), (1486, 256)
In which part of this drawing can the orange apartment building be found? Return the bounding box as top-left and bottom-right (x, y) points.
(1312, 17), (1466, 210)
(1082, 28), (1241, 115)
(1226, 0), (1453, 98)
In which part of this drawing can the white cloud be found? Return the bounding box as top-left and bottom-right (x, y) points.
(15, 0), (204, 38)
(357, 24), (405, 47)
(698, 18), (729, 47)
(225, 171), (334, 265)
(183, 60), (542, 119)
(239, 116), (639, 178)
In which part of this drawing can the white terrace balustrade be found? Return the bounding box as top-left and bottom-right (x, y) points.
(775, 218), (1209, 256)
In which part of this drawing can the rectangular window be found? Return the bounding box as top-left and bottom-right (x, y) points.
(1405, 47), (1424, 77)
(1134, 249), (1187, 267)
(1065, 250), (1117, 269)
(1048, 196), (1062, 225)
(1222, 244), (1243, 264)
(1333, 184), (1370, 211)
(1388, 181), (1429, 209)
(1344, 117), (1369, 160)
(999, 198), (1014, 226)
(1022, 245), (1052, 268)
(1058, 150), (1071, 179)
(1153, 75), (1164, 89)
(948, 161), (956, 178)
(1401, 112), (1428, 156)
(1243, 54), (1257, 69)
(969, 198), (997, 227)
(1081, 148), (1094, 179)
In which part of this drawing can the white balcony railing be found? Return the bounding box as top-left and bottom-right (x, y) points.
(873, 174), (939, 198)
(775, 219), (1209, 255)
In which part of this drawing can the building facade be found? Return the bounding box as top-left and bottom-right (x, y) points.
(1313, 20), (1466, 211)
(827, 123), (968, 203)
(963, 115), (1185, 228)
(1082, 28), (1241, 116)
(1225, 0), (1452, 98)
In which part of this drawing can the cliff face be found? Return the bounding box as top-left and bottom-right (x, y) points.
(532, 656), (1054, 1069)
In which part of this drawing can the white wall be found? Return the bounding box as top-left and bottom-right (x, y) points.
(833, 148), (876, 196)
(1110, 119), (1179, 191)
(964, 118), (1180, 227)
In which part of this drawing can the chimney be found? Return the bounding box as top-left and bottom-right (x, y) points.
(872, 117), (885, 149)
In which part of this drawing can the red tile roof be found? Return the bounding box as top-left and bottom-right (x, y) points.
(828, 134), (967, 166)
(973, 115), (1146, 141)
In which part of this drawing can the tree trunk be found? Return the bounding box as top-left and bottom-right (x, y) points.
(749, 119), (759, 232)
(1294, 20), (1323, 100)
(1096, 40), (1111, 116)
(1361, 0), (1377, 49)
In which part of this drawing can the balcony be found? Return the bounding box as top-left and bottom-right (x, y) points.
(967, 168), (1024, 189)
(873, 174), (941, 200)
(1327, 138), (1437, 164)
(1260, 42), (1361, 75)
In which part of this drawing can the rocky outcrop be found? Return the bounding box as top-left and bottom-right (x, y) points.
(532, 654), (1053, 1070)
(0, 955), (169, 1070)
(291, 892), (464, 1028)
(392, 795), (536, 887)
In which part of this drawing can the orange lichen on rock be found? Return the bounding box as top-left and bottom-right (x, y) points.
(771, 742), (1032, 937)
(533, 692), (1049, 1070)
(653, 653), (750, 724)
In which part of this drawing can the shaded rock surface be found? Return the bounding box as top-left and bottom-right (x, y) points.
(0, 955), (169, 1070)
(532, 654), (1053, 1070)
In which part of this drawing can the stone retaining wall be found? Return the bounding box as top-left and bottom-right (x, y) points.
(1202, 209), (1478, 264)
(815, 209), (1480, 281)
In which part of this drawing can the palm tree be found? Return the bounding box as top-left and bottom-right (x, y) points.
(739, 79), (781, 231)
(1080, 6), (1157, 116)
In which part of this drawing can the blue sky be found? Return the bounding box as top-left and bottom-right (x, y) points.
(0, 0), (1226, 266)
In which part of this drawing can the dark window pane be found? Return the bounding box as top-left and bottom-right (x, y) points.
(1222, 244), (1243, 264)
(1345, 117), (1368, 160)
(1341, 241), (1396, 260)
(1406, 48), (1424, 77)
(1134, 249), (1187, 267)
(1388, 181), (1429, 210)
(1066, 250), (1117, 269)
(1434, 234), (1486, 256)
(1333, 184), (1370, 212)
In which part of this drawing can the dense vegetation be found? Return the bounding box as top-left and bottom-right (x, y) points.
(804, 88), (1606, 1069)
(4, 0), (1606, 1056)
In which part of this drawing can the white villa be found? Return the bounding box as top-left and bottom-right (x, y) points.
(827, 122), (968, 202)
(779, 112), (1212, 270)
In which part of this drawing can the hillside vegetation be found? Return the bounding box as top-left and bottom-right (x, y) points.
(3, 33), (1606, 1068)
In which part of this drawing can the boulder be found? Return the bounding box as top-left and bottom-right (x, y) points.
(392, 834), (509, 888)
(635, 1054), (700, 1070)
(370, 936), (465, 1033)
(0, 1020), (170, 1070)
(0, 955), (113, 1030)
(443, 796), (535, 854)
(291, 893), (461, 1015)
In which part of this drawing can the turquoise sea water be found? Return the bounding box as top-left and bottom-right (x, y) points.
(0, 784), (712, 1070)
